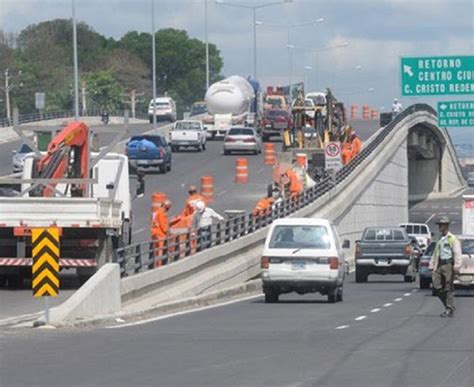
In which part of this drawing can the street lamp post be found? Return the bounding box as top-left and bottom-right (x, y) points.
(151, 0), (157, 128)
(304, 65), (313, 91)
(205, 0), (210, 90)
(72, 0), (79, 120)
(215, 0), (292, 80)
(1, 69), (23, 124)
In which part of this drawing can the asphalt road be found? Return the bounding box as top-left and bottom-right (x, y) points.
(2, 273), (473, 387)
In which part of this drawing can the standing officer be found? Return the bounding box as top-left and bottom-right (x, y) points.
(429, 216), (462, 317)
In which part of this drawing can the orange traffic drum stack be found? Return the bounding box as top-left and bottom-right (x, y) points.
(264, 143), (276, 165)
(200, 175), (214, 203)
(362, 105), (370, 119)
(235, 158), (249, 183)
(151, 192), (167, 212)
(351, 104), (358, 119)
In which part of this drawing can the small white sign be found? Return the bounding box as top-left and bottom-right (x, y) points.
(325, 141), (343, 171)
(35, 92), (45, 110)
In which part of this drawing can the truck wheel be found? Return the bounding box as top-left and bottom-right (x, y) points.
(223, 150), (230, 156)
(167, 161), (172, 172)
(159, 165), (167, 174)
(404, 274), (416, 283)
(202, 143), (206, 151)
(336, 286), (343, 302)
(419, 276), (430, 289)
(355, 267), (367, 283)
(264, 289), (279, 303)
(328, 288), (337, 303)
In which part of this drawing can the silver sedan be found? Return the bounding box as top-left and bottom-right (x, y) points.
(223, 127), (262, 155)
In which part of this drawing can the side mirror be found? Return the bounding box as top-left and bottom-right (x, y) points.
(342, 239), (350, 249)
(12, 150), (17, 155)
(136, 172), (145, 198)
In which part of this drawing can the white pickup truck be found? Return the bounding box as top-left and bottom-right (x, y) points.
(170, 120), (207, 152)
(0, 153), (142, 286)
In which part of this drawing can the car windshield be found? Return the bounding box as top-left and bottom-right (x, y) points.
(174, 122), (202, 130)
(150, 102), (171, 108)
(129, 136), (165, 147)
(308, 95), (326, 105)
(266, 110), (287, 118)
(461, 239), (474, 254)
(400, 224), (428, 235)
(19, 144), (33, 153)
(191, 104), (207, 116)
(304, 100), (314, 107)
(364, 228), (405, 241)
(228, 128), (254, 136)
(266, 98), (283, 108)
(269, 225), (331, 249)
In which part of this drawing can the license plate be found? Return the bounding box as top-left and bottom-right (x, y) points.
(459, 275), (473, 283)
(137, 160), (152, 165)
(292, 261), (306, 270)
(265, 124), (272, 128)
(180, 142), (190, 146)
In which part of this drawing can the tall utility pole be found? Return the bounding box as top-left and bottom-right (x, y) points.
(205, 0), (210, 90)
(81, 81), (88, 116)
(122, 90), (145, 118)
(72, 0), (79, 120)
(1, 69), (22, 124)
(151, 0), (157, 128)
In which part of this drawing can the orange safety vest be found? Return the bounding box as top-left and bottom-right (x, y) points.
(151, 207), (168, 239)
(342, 142), (353, 165)
(288, 171), (303, 198)
(351, 137), (362, 159)
(182, 194), (206, 216)
(252, 197), (274, 217)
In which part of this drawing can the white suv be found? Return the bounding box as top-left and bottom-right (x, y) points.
(261, 218), (349, 303)
(399, 223), (431, 251)
(148, 97), (177, 123)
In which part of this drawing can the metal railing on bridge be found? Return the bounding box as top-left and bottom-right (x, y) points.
(114, 104), (437, 277)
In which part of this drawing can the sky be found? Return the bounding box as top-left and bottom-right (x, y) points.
(0, 0), (473, 143)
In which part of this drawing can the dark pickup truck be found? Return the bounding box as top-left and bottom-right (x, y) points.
(355, 227), (417, 283)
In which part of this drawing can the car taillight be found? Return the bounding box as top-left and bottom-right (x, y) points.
(159, 148), (164, 157)
(329, 257), (339, 270)
(355, 243), (362, 258)
(261, 256), (269, 269)
(404, 244), (412, 257)
(225, 137), (235, 142)
(244, 138), (256, 143)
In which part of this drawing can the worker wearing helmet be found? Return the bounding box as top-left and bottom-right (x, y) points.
(193, 200), (224, 250)
(341, 126), (354, 166)
(349, 130), (362, 161)
(151, 199), (172, 266)
(391, 98), (403, 116)
(182, 185), (206, 216)
(252, 196), (275, 218)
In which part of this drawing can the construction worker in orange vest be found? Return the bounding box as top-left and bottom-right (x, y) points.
(252, 196), (275, 217)
(151, 199), (172, 266)
(182, 185), (206, 217)
(285, 169), (303, 199)
(350, 131), (362, 160)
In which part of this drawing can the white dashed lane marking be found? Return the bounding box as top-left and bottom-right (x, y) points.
(394, 298), (403, 302)
(335, 325), (350, 330)
(370, 308), (381, 313)
(355, 315), (367, 321)
(404, 293), (411, 296)
(383, 303), (393, 307)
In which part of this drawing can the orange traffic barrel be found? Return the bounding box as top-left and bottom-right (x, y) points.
(296, 153), (308, 170)
(370, 109), (378, 120)
(235, 158), (248, 183)
(362, 105), (370, 119)
(200, 175), (214, 203)
(151, 192), (167, 212)
(264, 143), (276, 165)
(351, 104), (358, 119)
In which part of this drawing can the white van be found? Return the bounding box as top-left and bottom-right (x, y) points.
(261, 218), (349, 303)
(148, 97), (177, 123)
(398, 223), (431, 251)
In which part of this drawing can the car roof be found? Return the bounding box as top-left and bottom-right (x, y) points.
(176, 120), (201, 124)
(399, 223), (429, 227)
(272, 218), (331, 227)
(229, 127), (255, 131)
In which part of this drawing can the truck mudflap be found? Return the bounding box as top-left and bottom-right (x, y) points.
(0, 258), (97, 268)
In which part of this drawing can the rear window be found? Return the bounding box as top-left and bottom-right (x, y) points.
(129, 136), (165, 147)
(149, 101), (171, 108)
(174, 122), (202, 130)
(269, 225), (331, 249)
(461, 239), (474, 254)
(400, 224), (429, 235)
(304, 100), (314, 107)
(266, 110), (288, 118)
(363, 228), (405, 241)
(19, 144), (33, 153)
(228, 128), (254, 136)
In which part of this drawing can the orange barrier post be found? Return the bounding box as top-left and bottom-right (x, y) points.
(296, 153), (308, 170)
(370, 109), (378, 120)
(351, 104), (358, 119)
(235, 158), (249, 183)
(200, 175), (214, 203)
(151, 192), (167, 213)
(362, 105), (370, 119)
(264, 143), (276, 165)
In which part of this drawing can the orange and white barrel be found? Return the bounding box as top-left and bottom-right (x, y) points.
(351, 104), (358, 119)
(235, 158), (249, 183)
(151, 192), (167, 212)
(370, 109), (378, 120)
(296, 153), (308, 170)
(362, 105), (370, 119)
(200, 175), (214, 203)
(264, 143), (276, 165)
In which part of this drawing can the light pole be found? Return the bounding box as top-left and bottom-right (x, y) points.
(205, 0), (210, 90)
(151, 0), (157, 128)
(215, 0), (292, 80)
(72, 0), (79, 120)
(1, 69), (22, 123)
(256, 18), (324, 100)
(304, 65), (313, 91)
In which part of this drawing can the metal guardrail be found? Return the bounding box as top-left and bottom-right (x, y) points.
(114, 104), (437, 277)
(0, 110), (149, 128)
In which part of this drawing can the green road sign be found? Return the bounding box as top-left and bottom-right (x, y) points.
(401, 56), (474, 96)
(437, 101), (474, 127)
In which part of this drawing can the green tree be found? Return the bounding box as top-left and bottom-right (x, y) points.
(83, 70), (124, 111)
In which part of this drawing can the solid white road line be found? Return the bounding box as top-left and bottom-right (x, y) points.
(354, 315), (367, 321)
(106, 293), (263, 329)
(335, 325), (350, 330)
(370, 308), (381, 313)
(383, 303), (393, 307)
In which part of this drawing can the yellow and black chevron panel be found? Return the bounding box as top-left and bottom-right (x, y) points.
(31, 228), (60, 297)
